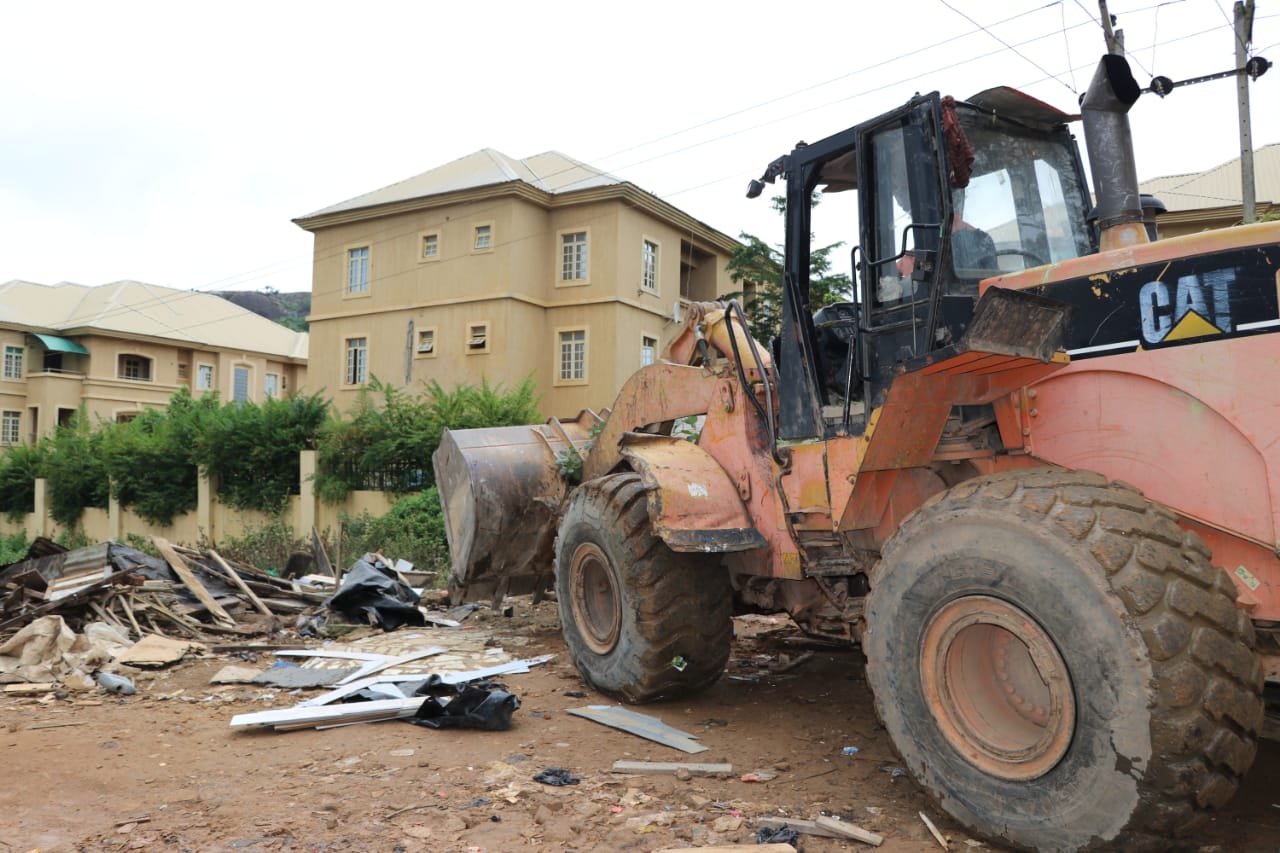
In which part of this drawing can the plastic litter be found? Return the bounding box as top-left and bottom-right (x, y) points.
(670, 655), (688, 672)
(757, 824), (800, 845)
(325, 555), (426, 631)
(533, 767), (581, 786)
(842, 746), (860, 755)
(408, 685), (520, 731)
(95, 671), (137, 695)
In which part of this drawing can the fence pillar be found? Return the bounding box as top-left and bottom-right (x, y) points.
(298, 449), (317, 538)
(33, 478), (48, 539)
(108, 494), (122, 542)
(198, 470), (215, 544)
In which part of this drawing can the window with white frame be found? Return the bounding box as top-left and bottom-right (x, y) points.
(642, 239), (659, 291)
(264, 373), (279, 398)
(421, 233), (439, 260)
(233, 366), (250, 402)
(416, 329), (436, 355)
(347, 246), (370, 294)
(473, 224), (492, 251)
(467, 323), (489, 353)
(561, 231), (587, 281)
(1, 410), (19, 444)
(3, 345), (23, 379)
(118, 354), (152, 381)
(641, 335), (658, 367)
(345, 337), (368, 385)
(196, 364), (214, 390)
(558, 329), (586, 382)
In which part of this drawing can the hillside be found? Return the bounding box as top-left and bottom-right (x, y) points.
(211, 289), (310, 332)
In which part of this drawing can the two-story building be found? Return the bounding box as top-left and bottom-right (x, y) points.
(294, 149), (741, 417)
(0, 280), (308, 444)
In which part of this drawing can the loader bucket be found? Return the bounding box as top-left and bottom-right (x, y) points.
(431, 411), (600, 604)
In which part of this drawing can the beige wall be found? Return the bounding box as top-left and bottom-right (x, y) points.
(0, 329), (307, 444)
(305, 189), (738, 417)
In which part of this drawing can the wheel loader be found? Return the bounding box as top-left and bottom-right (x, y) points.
(433, 55), (1276, 851)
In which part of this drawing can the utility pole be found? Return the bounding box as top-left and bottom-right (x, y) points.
(1235, 0), (1257, 223)
(1098, 0), (1124, 55)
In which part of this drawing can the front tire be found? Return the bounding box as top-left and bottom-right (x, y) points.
(863, 468), (1263, 851)
(554, 473), (731, 703)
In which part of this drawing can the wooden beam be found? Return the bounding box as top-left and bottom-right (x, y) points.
(206, 550), (274, 618)
(312, 527), (334, 577)
(756, 816), (883, 845)
(152, 537), (235, 629)
(611, 760), (733, 777)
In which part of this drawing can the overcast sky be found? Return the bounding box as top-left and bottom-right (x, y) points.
(3, 0), (1276, 294)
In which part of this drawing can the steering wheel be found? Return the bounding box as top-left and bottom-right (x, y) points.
(995, 248), (1048, 267)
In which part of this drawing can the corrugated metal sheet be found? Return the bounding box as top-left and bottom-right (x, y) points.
(1140, 142), (1280, 211)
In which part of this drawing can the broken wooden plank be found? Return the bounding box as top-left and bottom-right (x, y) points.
(312, 527), (334, 577)
(229, 695), (424, 729)
(814, 815), (884, 846)
(919, 811), (948, 850)
(116, 633), (207, 667)
(566, 705), (707, 754)
(3, 683), (56, 695)
(756, 816), (881, 843)
(612, 760), (733, 777)
(152, 537), (235, 629)
(206, 550), (274, 618)
(656, 846), (795, 853)
(0, 568), (137, 632)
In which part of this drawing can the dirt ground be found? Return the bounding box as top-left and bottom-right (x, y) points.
(3, 599), (1278, 853)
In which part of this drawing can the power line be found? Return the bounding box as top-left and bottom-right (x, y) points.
(939, 0), (1080, 93)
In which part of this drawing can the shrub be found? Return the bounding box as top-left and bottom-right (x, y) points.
(316, 376), (540, 502)
(0, 444), (47, 522)
(0, 531), (30, 566)
(338, 487), (449, 577)
(42, 409), (109, 526)
(193, 392), (328, 514)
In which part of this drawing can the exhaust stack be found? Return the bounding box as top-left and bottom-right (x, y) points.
(1080, 54), (1148, 251)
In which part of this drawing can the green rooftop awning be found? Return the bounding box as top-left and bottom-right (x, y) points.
(32, 334), (89, 356)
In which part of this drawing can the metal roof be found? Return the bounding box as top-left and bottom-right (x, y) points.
(1139, 142), (1280, 212)
(0, 280), (308, 361)
(298, 149), (624, 220)
(31, 333), (89, 355)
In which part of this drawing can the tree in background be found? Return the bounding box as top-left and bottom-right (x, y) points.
(726, 194), (853, 344)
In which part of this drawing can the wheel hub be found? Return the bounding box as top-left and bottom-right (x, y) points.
(919, 595), (1075, 781)
(568, 543), (621, 655)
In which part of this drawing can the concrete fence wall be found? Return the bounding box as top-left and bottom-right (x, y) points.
(0, 450), (397, 547)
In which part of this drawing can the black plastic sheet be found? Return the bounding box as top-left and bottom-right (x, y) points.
(408, 686), (520, 731)
(757, 824), (800, 845)
(325, 556), (425, 631)
(532, 767), (580, 786)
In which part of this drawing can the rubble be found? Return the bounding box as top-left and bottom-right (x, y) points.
(0, 538), (322, 649)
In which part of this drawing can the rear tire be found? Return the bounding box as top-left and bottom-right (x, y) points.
(863, 467), (1263, 852)
(555, 473), (731, 703)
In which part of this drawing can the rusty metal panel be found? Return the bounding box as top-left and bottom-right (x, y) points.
(619, 434), (766, 553)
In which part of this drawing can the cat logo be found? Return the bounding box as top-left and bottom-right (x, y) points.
(1138, 269), (1234, 345)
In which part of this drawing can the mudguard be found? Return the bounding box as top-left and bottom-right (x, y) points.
(618, 433), (767, 554)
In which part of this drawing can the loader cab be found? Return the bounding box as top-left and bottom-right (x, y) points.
(759, 88), (1094, 440)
